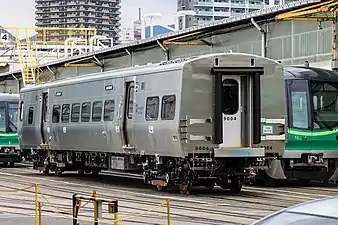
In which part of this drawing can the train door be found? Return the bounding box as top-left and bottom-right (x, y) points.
(121, 80), (135, 149)
(221, 77), (242, 147)
(40, 91), (49, 145)
(213, 66), (262, 150)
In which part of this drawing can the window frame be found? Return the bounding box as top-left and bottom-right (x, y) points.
(286, 79), (311, 130)
(71, 103), (80, 123)
(81, 102), (91, 122)
(103, 99), (115, 122)
(145, 96), (159, 121)
(28, 106), (34, 124)
(61, 104), (70, 123)
(52, 105), (60, 123)
(161, 95), (176, 121)
(92, 101), (103, 122)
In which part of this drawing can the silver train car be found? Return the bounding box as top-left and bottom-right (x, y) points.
(18, 53), (282, 193)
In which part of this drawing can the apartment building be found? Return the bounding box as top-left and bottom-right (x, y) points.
(177, 0), (296, 28)
(35, 0), (121, 44)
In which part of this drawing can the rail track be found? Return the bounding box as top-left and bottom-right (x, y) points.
(0, 164), (337, 224)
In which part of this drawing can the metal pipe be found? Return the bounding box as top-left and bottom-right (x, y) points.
(332, 12), (338, 71)
(64, 38), (82, 58)
(251, 18), (266, 58)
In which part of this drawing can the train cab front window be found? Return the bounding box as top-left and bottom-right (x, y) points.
(8, 102), (18, 132)
(0, 102), (5, 132)
(287, 80), (310, 130)
(311, 81), (338, 130)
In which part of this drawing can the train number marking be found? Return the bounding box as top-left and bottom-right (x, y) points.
(224, 116), (236, 121)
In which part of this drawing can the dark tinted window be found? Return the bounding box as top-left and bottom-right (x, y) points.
(222, 79), (239, 115)
(52, 105), (60, 123)
(161, 95), (176, 120)
(92, 101), (103, 122)
(71, 103), (80, 122)
(146, 97), (159, 121)
(81, 102), (91, 122)
(255, 211), (338, 225)
(104, 100), (115, 121)
(28, 107), (33, 124)
(61, 104), (70, 123)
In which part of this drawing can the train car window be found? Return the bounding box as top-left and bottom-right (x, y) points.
(0, 103), (6, 132)
(19, 101), (24, 121)
(222, 79), (239, 115)
(81, 102), (91, 122)
(161, 95), (176, 120)
(145, 97), (159, 121)
(71, 103), (80, 122)
(28, 107), (34, 124)
(8, 102), (18, 132)
(61, 104), (70, 123)
(127, 86), (134, 119)
(52, 105), (60, 123)
(92, 101), (103, 122)
(104, 100), (115, 121)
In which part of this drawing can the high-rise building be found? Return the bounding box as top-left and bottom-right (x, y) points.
(35, 0), (121, 44)
(177, 0), (296, 28)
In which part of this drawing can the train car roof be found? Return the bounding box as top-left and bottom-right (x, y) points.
(20, 53), (280, 92)
(284, 66), (338, 82)
(0, 93), (19, 101)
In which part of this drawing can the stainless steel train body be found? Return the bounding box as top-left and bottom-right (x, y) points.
(19, 53), (282, 193)
(0, 93), (21, 166)
(252, 66), (338, 185)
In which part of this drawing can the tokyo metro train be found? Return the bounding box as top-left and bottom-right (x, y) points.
(252, 65), (338, 185)
(0, 93), (21, 166)
(18, 53), (282, 194)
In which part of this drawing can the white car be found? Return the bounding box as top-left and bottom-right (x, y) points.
(252, 196), (338, 225)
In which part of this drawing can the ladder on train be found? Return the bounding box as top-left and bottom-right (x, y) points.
(16, 29), (42, 87)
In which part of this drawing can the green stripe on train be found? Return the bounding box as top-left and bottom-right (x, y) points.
(286, 127), (338, 151)
(0, 132), (19, 146)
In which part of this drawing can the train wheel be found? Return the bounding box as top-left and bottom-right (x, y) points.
(229, 179), (242, 194)
(9, 162), (14, 167)
(92, 168), (99, 176)
(78, 169), (85, 176)
(179, 182), (192, 195)
(205, 180), (215, 190)
(156, 185), (167, 191)
(55, 168), (63, 176)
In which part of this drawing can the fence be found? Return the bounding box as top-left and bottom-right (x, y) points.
(0, 183), (172, 225)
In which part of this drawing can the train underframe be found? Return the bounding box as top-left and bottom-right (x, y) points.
(31, 149), (255, 194)
(250, 153), (338, 186)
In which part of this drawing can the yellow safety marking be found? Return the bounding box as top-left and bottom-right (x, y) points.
(0, 185), (34, 193)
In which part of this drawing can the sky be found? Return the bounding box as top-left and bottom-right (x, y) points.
(0, 0), (177, 31)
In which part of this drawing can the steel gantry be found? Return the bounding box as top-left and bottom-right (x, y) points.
(275, 0), (338, 71)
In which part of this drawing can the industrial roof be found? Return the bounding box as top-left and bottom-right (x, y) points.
(0, 0), (322, 80)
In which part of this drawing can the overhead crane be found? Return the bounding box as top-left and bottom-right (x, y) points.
(275, 0), (338, 71)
